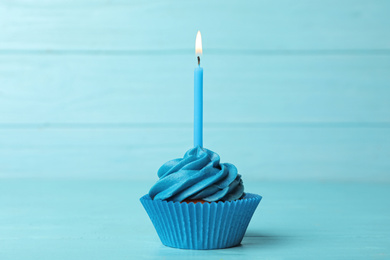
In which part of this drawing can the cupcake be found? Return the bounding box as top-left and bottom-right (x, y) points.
(140, 146), (262, 249)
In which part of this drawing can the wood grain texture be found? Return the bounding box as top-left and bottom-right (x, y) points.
(1, 180), (389, 259)
(1, 1), (389, 258)
(1, 54), (389, 124)
(0, 0), (389, 182)
(1, 0), (390, 51)
(1, 126), (389, 181)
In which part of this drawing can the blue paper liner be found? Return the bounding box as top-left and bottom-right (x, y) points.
(140, 193), (262, 250)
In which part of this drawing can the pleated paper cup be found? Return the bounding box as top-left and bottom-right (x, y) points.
(140, 193), (262, 250)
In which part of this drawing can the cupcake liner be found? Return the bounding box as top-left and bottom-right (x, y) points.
(140, 193), (262, 250)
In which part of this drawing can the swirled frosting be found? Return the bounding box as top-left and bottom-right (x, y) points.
(149, 147), (244, 202)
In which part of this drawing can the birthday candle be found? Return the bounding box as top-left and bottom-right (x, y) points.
(194, 31), (203, 148)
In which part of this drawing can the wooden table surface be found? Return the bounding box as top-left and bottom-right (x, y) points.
(2, 179), (389, 259)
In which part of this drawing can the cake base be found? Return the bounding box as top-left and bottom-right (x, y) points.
(140, 193), (262, 250)
(182, 199), (210, 204)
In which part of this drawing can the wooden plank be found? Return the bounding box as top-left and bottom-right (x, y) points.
(0, 0), (389, 51)
(1, 126), (389, 181)
(1, 180), (389, 259)
(1, 54), (389, 124)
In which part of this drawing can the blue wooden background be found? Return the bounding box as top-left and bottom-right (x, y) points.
(2, 2), (390, 259)
(1, 0), (390, 182)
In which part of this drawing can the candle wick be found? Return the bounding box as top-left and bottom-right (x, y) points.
(197, 56), (200, 66)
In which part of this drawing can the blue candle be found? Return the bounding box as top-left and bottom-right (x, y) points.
(194, 31), (203, 148)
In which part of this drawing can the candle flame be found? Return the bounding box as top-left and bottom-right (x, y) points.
(195, 31), (202, 55)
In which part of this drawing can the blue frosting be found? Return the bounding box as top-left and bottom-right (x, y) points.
(149, 147), (244, 202)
